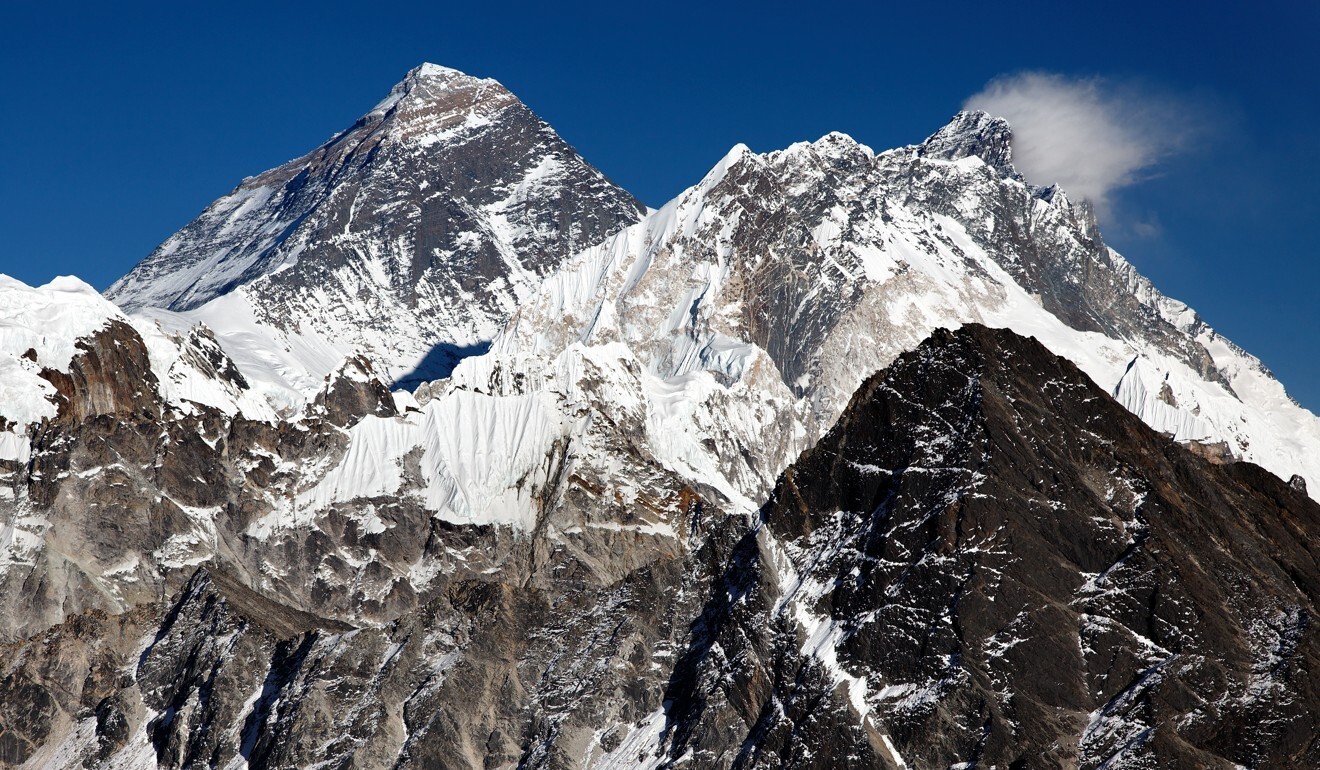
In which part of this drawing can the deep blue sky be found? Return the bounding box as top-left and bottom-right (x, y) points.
(2, 2), (1317, 408)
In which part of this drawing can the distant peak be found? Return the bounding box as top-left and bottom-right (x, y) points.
(409, 62), (478, 81)
(815, 130), (864, 148)
(763, 132), (875, 171)
(809, 131), (875, 160)
(695, 143), (755, 191)
(369, 62), (508, 118)
(918, 110), (1015, 174)
(402, 62), (500, 89)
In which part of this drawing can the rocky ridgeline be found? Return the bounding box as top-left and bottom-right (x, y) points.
(0, 64), (1317, 768)
(2, 325), (1314, 768)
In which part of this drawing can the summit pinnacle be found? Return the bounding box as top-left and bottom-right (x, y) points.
(106, 63), (643, 386)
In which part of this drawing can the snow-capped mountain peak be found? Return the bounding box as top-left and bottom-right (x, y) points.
(917, 109), (1016, 172)
(366, 62), (515, 144)
(386, 61), (496, 97)
(105, 63), (644, 396)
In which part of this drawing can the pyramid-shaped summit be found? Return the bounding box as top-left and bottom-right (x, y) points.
(364, 63), (514, 134)
(917, 109), (1016, 172)
(106, 62), (644, 385)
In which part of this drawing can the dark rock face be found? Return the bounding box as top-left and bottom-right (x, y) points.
(314, 355), (399, 428)
(917, 110), (1017, 173)
(0, 607), (156, 767)
(38, 320), (163, 424)
(711, 325), (1318, 768)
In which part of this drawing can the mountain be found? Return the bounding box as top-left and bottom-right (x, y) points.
(106, 63), (643, 394)
(1, 65), (1317, 767)
(3, 326), (1313, 768)
(474, 112), (1320, 510)
(660, 325), (1318, 768)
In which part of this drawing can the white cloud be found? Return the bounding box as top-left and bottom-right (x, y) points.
(964, 73), (1191, 215)
(1130, 215), (1164, 239)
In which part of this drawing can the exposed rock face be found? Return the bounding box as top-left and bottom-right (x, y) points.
(3, 424), (738, 769)
(677, 325), (1318, 769)
(37, 320), (163, 424)
(917, 108), (1017, 173)
(3, 326), (1315, 768)
(313, 355), (398, 428)
(106, 63), (644, 385)
(0, 304), (430, 645)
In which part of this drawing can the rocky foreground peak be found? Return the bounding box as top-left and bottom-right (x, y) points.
(667, 323), (1319, 768)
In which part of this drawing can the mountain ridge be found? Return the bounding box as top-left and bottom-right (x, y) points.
(2, 324), (1313, 768)
(0, 63), (1316, 768)
(477, 108), (1320, 508)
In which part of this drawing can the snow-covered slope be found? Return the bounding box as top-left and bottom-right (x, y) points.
(0, 274), (275, 441)
(107, 63), (643, 391)
(396, 112), (1320, 515)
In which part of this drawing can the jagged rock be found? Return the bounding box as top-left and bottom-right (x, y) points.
(0, 606), (157, 767)
(725, 325), (1319, 768)
(315, 355), (398, 428)
(1186, 438), (1234, 464)
(916, 109), (1016, 173)
(38, 320), (163, 424)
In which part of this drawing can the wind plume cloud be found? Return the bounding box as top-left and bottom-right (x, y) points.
(965, 73), (1190, 214)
